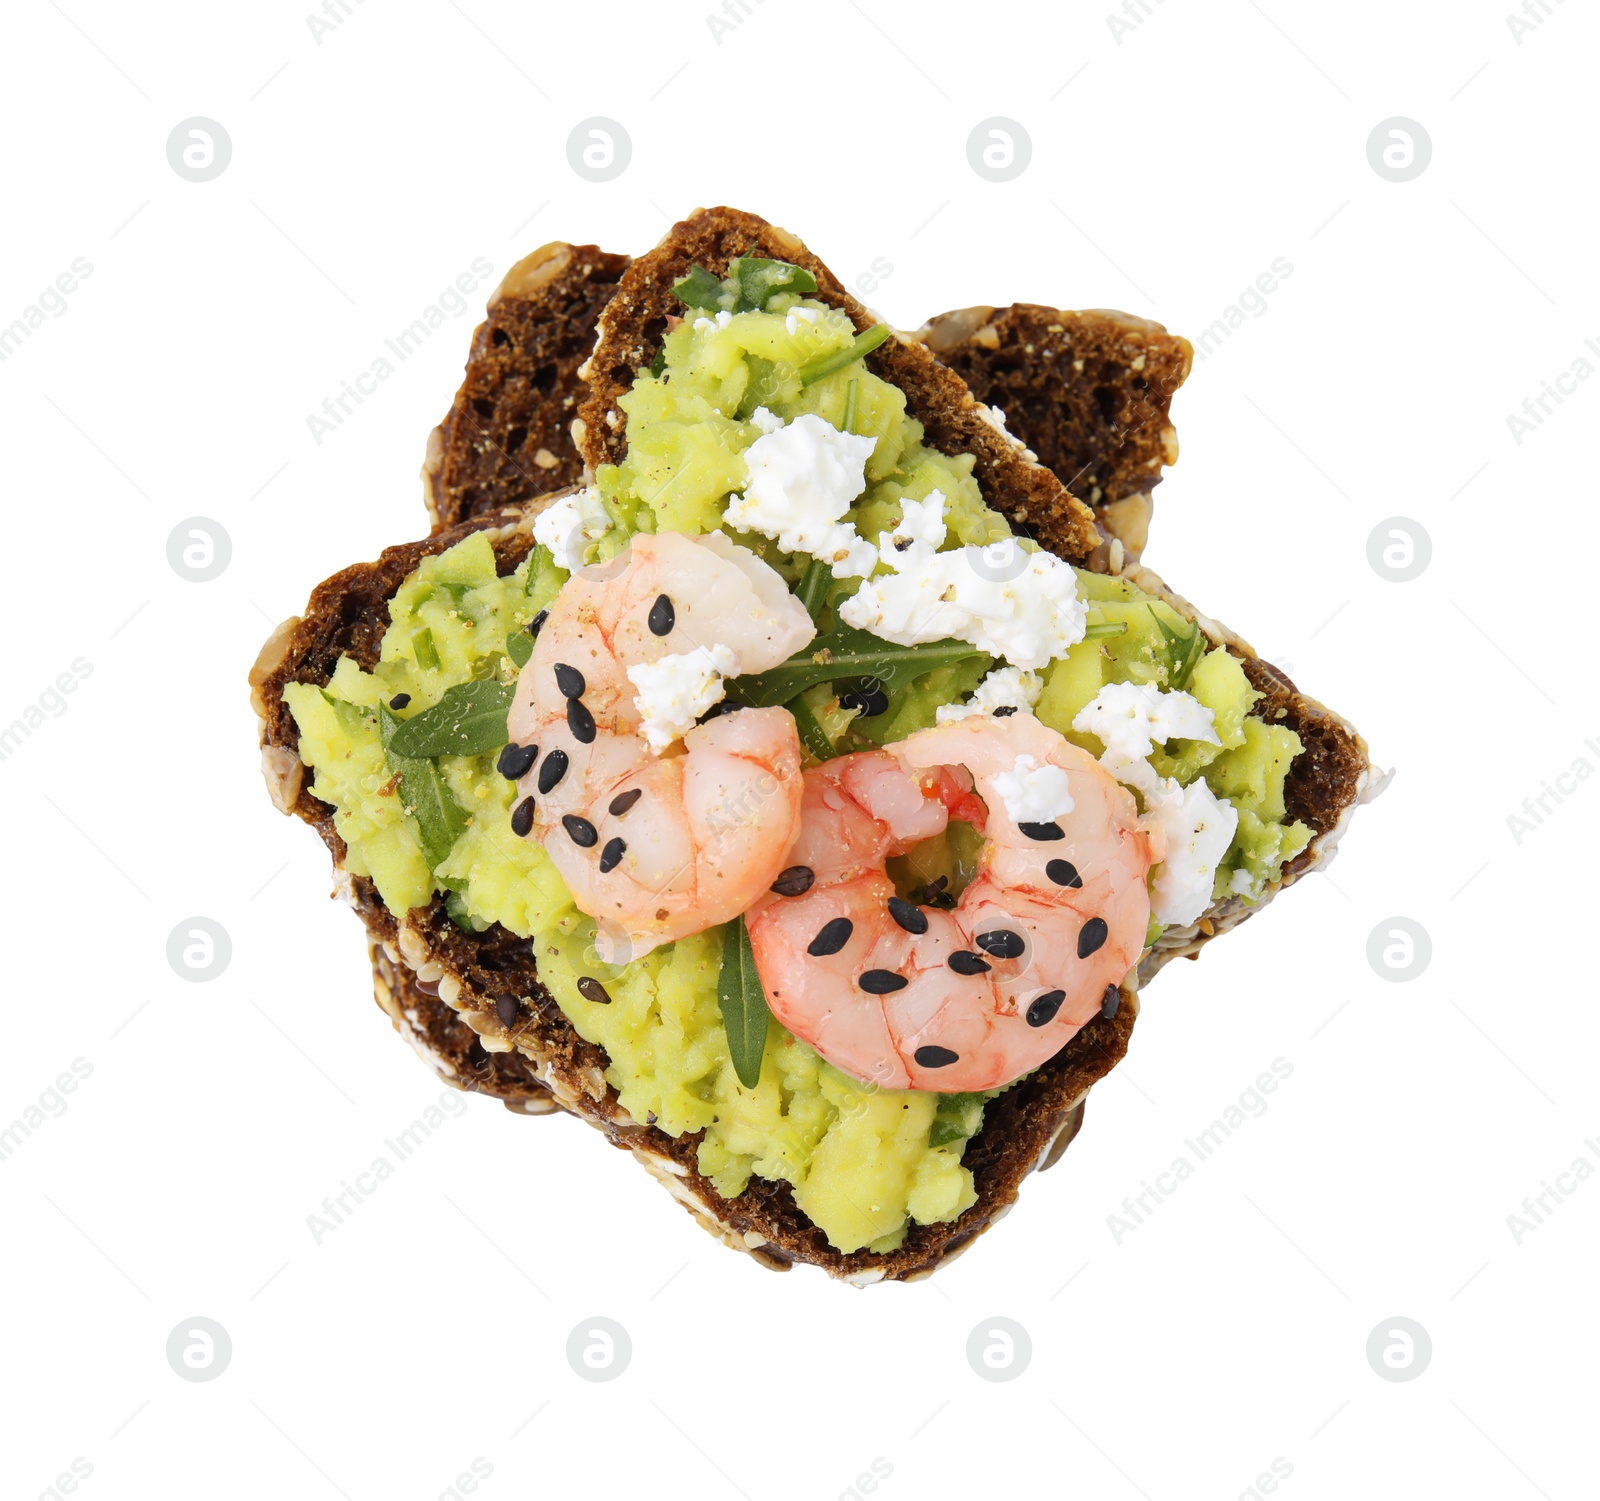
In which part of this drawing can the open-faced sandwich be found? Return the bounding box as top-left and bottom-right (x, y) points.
(250, 208), (1376, 1282)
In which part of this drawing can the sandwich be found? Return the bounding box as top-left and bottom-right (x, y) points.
(251, 207), (1376, 1281)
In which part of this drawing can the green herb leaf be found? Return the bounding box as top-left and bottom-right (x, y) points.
(1083, 620), (1128, 640)
(798, 323), (890, 386)
(842, 376), (860, 435)
(732, 255), (817, 312)
(670, 264), (725, 312)
(506, 630), (534, 668)
(717, 916), (770, 1089)
(729, 626), (984, 708)
(787, 694), (837, 763)
(411, 626), (440, 672)
(794, 557), (832, 622)
(647, 346), (667, 378)
(1151, 607), (1206, 691)
(380, 705), (469, 871)
(387, 679), (515, 759)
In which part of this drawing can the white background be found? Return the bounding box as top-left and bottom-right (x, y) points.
(1, 1), (1594, 1497)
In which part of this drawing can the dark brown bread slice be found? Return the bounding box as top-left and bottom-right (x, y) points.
(249, 502), (1136, 1282)
(576, 207), (1103, 564)
(919, 305), (1193, 559)
(422, 243), (629, 531)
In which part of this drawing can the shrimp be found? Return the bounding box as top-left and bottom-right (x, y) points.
(505, 529), (816, 963)
(746, 713), (1156, 1092)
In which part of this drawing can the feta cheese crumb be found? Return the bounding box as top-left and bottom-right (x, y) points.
(1072, 681), (1218, 767)
(723, 413), (878, 578)
(691, 309), (734, 333)
(992, 754), (1075, 825)
(838, 493), (1088, 669)
(935, 665), (1043, 723)
(748, 405), (785, 435)
(784, 306), (820, 335)
(1142, 777), (1239, 927)
(626, 644), (740, 755)
(533, 485), (613, 574)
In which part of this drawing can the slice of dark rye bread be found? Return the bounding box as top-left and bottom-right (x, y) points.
(253, 210), (1378, 1280)
(250, 503), (1136, 1283)
(423, 242), (630, 531)
(917, 305), (1193, 562)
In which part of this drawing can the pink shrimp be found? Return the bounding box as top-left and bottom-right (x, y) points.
(746, 713), (1156, 1092)
(506, 529), (816, 962)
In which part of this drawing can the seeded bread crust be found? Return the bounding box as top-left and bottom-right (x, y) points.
(576, 207), (1104, 565)
(249, 501), (1136, 1282)
(422, 243), (629, 531)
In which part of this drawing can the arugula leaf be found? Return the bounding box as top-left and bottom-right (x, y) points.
(717, 916), (771, 1089)
(1152, 607), (1206, 691)
(506, 630), (534, 669)
(729, 626), (983, 708)
(387, 679), (515, 759)
(787, 694), (838, 763)
(797, 323), (890, 386)
(794, 557), (832, 623)
(380, 705), (468, 871)
(670, 264), (725, 312)
(732, 255), (817, 311)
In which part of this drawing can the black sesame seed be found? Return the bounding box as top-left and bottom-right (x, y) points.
(608, 787), (642, 817)
(497, 741), (538, 780)
(948, 950), (991, 976)
(554, 663), (586, 699)
(992, 704), (1018, 717)
(976, 928), (1025, 959)
(567, 696), (597, 743)
(537, 748), (569, 794)
(887, 897), (929, 935)
(529, 609), (548, 636)
(1018, 820), (1065, 841)
(1045, 859), (1083, 888)
(510, 796), (536, 837)
(807, 917), (853, 956)
(914, 1045), (959, 1068)
(648, 594), (675, 636)
(389, 693), (411, 710)
(562, 814), (598, 848)
(839, 677), (889, 718)
(1101, 983), (1121, 1019)
(576, 976), (611, 1004)
(859, 969), (908, 994)
(599, 836), (626, 873)
(495, 995), (519, 1029)
(770, 865), (815, 896)
(1078, 917), (1109, 958)
(1027, 990), (1066, 1028)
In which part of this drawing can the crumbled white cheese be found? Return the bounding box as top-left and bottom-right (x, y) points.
(992, 754), (1075, 825)
(1230, 867), (1256, 896)
(691, 309), (734, 333)
(723, 413), (878, 578)
(533, 486), (612, 574)
(748, 405), (785, 435)
(1072, 681), (1218, 773)
(973, 402), (1038, 461)
(784, 306), (820, 335)
(838, 493), (1088, 669)
(935, 665), (1043, 723)
(626, 644), (740, 755)
(1142, 776), (1239, 927)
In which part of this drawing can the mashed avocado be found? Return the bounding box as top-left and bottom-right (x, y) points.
(287, 270), (1311, 1255)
